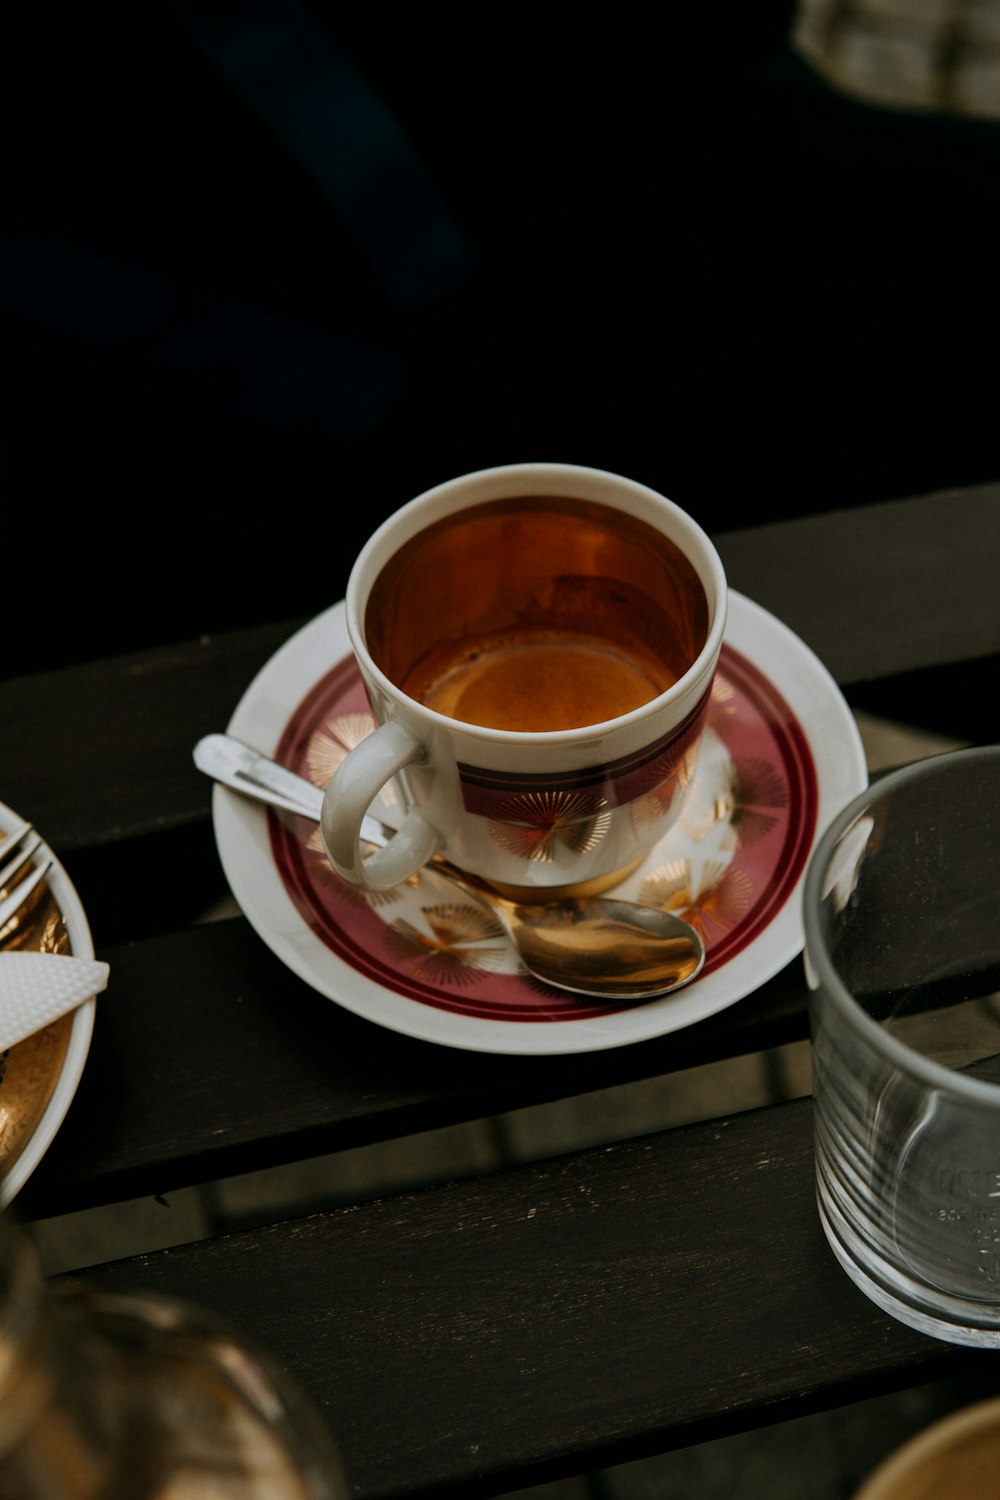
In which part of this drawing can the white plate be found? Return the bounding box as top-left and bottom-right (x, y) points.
(214, 591), (867, 1055)
(0, 801), (97, 1204)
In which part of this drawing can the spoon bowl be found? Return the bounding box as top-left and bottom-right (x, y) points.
(193, 734), (705, 1002)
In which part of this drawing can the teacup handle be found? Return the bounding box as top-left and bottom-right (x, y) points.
(320, 720), (441, 891)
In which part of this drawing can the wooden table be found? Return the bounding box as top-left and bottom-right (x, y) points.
(2, 481), (999, 1499)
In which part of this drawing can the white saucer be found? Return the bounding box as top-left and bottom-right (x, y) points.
(0, 800), (97, 1204)
(214, 592), (867, 1055)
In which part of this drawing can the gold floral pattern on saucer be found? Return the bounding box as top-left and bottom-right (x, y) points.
(487, 789), (612, 863)
(637, 857), (756, 947)
(384, 900), (509, 986)
(218, 591), (868, 1052)
(265, 635), (820, 1023)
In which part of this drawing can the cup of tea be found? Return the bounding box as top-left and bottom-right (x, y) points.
(321, 462), (727, 895)
(804, 745), (1000, 1347)
(853, 1397), (1000, 1499)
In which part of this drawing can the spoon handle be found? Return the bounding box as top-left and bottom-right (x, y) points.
(197, 733), (527, 912)
(194, 733), (705, 1000)
(193, 734), (390, 847)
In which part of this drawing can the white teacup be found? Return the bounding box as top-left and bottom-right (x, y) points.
(321, 462), (727, 896)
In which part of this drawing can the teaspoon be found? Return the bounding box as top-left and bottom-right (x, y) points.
(194, 733), (705, 1003)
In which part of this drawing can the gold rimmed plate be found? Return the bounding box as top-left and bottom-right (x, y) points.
(0, 800), (96, 1204)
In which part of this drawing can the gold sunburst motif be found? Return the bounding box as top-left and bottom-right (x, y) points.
(639, 858), (754, 943)
(637, 859), (694, 913)
(385, 903), (512, 984)
(631, 743), (701, 826)
(488, 790), (611, 863)
(708, 674), (738, 727)
(676, 763), (734, 843)
(306, 713), (382, 786)
(723, 757), (787, 850)
(303, 827), (404, 909)
(641, 739), (699, 793)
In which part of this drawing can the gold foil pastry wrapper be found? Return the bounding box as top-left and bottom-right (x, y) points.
(0, 828), (72, 1184)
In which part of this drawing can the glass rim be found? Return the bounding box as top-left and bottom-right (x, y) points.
(803, 743), (1000, 1101)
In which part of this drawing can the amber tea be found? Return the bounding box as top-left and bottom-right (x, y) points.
(364, 495), (709, 732)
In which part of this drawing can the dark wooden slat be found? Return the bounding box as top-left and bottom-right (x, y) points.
(18, 915), (812, 1220)
(6, 482), (994, 1218)
(715, 482), (1000, 686)
(66, 1098), (987, 1500)
(1, 488), (995, 863)
(0, 620), (305, 855)
(4, 483), (993, 1498)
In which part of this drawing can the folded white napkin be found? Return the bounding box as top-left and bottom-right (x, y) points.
(0, 952), (110, 1051)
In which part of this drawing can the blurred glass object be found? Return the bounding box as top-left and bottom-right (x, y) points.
(0, 1210), (348, 1498)
(793, 0), (1000, 118)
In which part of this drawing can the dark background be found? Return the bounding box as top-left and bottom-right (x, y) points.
(3, 1), (999, 678)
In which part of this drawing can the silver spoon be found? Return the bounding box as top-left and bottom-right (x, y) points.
(194, 733), (705, 1002)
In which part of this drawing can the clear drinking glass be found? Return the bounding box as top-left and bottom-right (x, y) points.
(804, 745), (1000, 1346)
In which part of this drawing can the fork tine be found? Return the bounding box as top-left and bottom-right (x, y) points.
(0, 824), (54, 934)
(0, 822), (39, 868)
